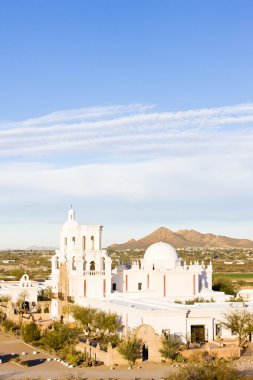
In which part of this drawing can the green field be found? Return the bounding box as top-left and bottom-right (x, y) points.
(214, 273), (253, 279)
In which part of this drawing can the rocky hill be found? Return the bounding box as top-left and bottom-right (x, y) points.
(109, 227), (253, 250)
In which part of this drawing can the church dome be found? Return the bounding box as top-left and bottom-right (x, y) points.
(144, 242), (178, 269)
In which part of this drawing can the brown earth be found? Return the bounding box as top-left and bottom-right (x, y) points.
(109, 227), (253, 250)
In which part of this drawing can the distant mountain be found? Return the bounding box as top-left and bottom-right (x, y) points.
(26, 245), (56, 251)
(109, 227), (253, 250)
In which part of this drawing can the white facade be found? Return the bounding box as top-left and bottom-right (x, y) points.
(51, 209), (253, 343)
(51, 209), (111, 318)
(111, 241), (215, 301)
(0, 274), (38, 305)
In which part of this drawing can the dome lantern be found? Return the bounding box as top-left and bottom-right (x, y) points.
(62, 208), (80, 229)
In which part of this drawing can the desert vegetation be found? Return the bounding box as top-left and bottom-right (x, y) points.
(0, 303), (123, 367)
(118, 335), (143, 367)
(0, 249), (53, 281)
(1, 247), (253, 287)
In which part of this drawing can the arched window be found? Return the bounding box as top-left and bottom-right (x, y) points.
(101, 257), (106, 271)
(82, 236), (86, 250)
(72, 256), (76, 270)
(90, 261), (95, 271)
(72, 237), (76, 246)
(56, 256), (59, 269)
(64, 237), (67, 246)
(83, 260), (87, 271)
(91, 236), (94, 250)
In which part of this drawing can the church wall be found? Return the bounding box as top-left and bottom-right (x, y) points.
(166, 271), (200, 300)
(119, 269), (149, 293)
(149, 271), (166, 296)
(111, 270), (124, 292)
(142, 311), (187, 336)
(112, 267), (206, 299)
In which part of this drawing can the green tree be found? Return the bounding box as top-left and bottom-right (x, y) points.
(41, 322), (80, 352)
(212, 277), (236, 295)
(222, 308), (253, 347)
(94, 310), (121, 333)
(21, 322), (41, 343)
(159, 334), (182, 361)
(118, 336), (142, 368)
(38, 286), (52, 301)
(70, 305), (96, 330)
(70, 304), (121, 334)
(15, 290), (29, 326)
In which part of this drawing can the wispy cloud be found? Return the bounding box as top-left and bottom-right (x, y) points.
(0, 102), (253, 238)
(1, 102), (253, 160)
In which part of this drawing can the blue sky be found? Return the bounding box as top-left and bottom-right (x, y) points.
(1, 0), (253, 248)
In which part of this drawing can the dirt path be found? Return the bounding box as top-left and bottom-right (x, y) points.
(0, 331), (174, 379)
(2, 331), (253, 379)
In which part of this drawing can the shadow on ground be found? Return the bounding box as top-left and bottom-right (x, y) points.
(0, 353), (18, 363)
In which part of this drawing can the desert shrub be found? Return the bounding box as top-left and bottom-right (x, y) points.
(65, 352), (83, 366)
(98, 332), (121, 347)
(187, 350), (214, 362)
(212, 277), (236, 295)
(21, 322), (41, 343)
(70, 304), (121, 334)
(228, 295), (244, 303)
(159, 334), (183, 361)
(118, 336), (142, 367)
(0, 295), (11, 303)
(1, 318), (18, 332)
(185, 297), (215, 305)
(70, 305), (96, 329)
(41, 322), (81, 352)
(165, 359), (238, 380)
(93, 310), (121, 333)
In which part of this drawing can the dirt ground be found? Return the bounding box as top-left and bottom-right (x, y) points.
(2, 331), (253, 379)
(0, 331), (175, 380)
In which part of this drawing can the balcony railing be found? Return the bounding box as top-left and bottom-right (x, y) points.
(83, 270), (105, 276)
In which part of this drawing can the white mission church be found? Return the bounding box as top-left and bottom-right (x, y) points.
(50, 209), (253, 343)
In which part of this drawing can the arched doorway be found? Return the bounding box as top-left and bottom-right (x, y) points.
(135, 324), (162, 362)
(142, 344), (149, 361)
(90, 261), (95, 271)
